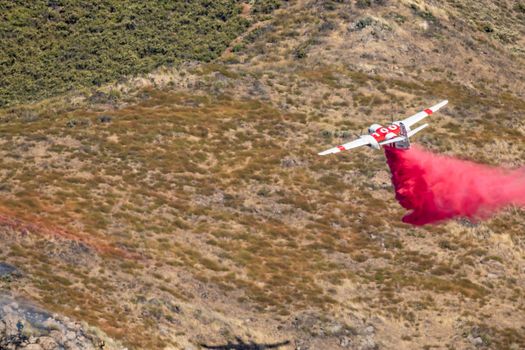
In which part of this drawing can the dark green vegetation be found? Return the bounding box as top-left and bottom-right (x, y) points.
(250, 0), (281, 16)
(0, 0), (251, 107)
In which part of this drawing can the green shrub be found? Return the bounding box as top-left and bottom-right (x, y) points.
(251, 0), (282, 15)
(356, 0), (372, 8)
(0, 1), (253, 107)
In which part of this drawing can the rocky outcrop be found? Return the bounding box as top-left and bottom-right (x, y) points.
(0, 295), (114, 350)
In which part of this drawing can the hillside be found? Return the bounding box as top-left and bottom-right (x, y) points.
(0, 0), (254, 107)
(1, 0), (525, 349)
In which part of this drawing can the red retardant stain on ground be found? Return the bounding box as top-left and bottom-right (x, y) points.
(0, 207), (139, 259)
(385, 146), (525, 225)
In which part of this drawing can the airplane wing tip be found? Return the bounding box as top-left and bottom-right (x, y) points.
(318, 150), (337, 156)
(429, 100), (449, 113)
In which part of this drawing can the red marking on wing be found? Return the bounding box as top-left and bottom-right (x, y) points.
(424, 109), (433, 115)
(337, 145), (346, 151)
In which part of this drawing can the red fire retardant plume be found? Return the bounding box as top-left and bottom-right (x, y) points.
(384, 146), (525, 225)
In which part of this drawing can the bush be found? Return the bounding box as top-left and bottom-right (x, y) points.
(482, 23), (494, 33)
(514, 3), (525, 13)
(251, 0), (282, 15)
(0, 1), (253, 107)
(356, 0), (372, 8)
(352, 17), (374, 31)
(355, 0), (387, 8)
(294, 46), (308, 59)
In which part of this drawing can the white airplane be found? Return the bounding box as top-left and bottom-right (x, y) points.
(318, 100), (448, 155)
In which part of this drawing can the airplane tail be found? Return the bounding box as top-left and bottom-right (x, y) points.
(379, 122), (429, 149)
(397, 122), (429, 149)
(396, 122), (410, 149)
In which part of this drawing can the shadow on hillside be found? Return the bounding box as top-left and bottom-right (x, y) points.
(200, 337), (290, 350)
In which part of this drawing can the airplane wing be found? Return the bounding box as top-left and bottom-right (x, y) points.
(379, 136), (406, 147)
(399, 100), (448, 128)
(318, 136), (371, 156)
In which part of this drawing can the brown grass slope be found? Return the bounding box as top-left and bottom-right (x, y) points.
(0, 0), (524, 349)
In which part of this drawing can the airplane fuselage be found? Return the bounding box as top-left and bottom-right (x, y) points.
(368, 123), (402, 143)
